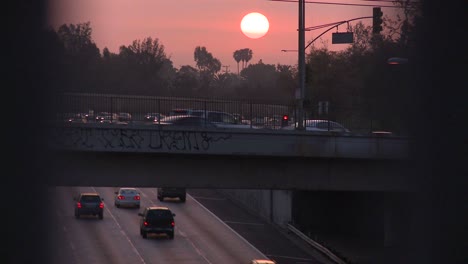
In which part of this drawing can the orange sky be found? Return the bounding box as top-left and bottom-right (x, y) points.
(46, 0), (400, 69)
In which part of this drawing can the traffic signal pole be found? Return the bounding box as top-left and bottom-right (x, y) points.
(297, 0), (306, 130)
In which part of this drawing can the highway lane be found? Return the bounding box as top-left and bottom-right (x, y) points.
(187, 189), (330, 264)
(46, 186), (269, 264)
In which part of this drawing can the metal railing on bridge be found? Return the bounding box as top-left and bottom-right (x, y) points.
(51, 93), (407, 136)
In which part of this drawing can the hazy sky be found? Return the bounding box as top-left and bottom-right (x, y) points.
(46, 0), (400, 69)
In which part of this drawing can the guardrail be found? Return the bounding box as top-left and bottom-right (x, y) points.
(287, 224), (347, 264)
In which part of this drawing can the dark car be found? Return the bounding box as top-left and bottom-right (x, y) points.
(138, 206), (176, 239)
(158, 115), (217, 128)
(74, 192), (104, 219)
(144, 112), (165, 123)
(157, 187), (186, 202)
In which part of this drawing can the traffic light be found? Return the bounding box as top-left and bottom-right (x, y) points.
(372, 7), (383, 34)
(281, 115), (289, 127)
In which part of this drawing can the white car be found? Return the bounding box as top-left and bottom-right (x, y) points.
(282, 119), (350, 133)
(114, 187), (140, 208)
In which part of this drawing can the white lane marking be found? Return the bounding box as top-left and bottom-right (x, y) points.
(140, 190), (149, 199)
(180, 232), (213, 264)
(68, 240), (81, 264)
(188, 192), (270, 259)
(92, 187), (146, 264)
(224, 221), (264, 226)
(61, 220), (80, 263)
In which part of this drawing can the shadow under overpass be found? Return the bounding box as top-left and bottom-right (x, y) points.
(47, 150), (415, 191)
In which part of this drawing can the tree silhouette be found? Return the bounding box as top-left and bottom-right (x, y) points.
(194, 46), (221, 74)
(233, 50), (242, 75)
(241, 48), (253, 70)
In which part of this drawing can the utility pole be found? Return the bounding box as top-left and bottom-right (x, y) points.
(297, 0), (305, 130)
(222, 65), (230, 74)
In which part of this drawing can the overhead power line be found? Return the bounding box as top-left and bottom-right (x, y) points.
(268, 0), (417, 8)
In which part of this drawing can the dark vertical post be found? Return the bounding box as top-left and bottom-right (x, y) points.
(297, 0), (305, 130)
(270, 189), (274, 222)
(110, 96), (114, 123)
(158, 98), (161, 124)
(250, 101), (253, 129)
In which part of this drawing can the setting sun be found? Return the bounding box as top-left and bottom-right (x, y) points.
(240, 12), (269, 39)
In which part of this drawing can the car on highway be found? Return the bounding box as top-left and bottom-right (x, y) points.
(157, 187), (186, 202)
(138, 206), (176, 239)
(114, 187), (140, 208)
(282, 119), (351, 134)
(250, 259), (277, 264)
(74, 192), (104, 219)
(158, 115), (217, 128)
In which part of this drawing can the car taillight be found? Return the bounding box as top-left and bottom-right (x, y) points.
(171, 221), (175, 227)
(76, 202), (82, 208)
(144, 221), (149, 226)
(118, 195), (125, 200)
(134, 196), (140, 200)
(99, 202), (104, 209)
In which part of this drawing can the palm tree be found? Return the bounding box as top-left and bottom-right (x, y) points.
(239, 48), (253, 70)
(233, 50), (242, 75)
(243, 48), (253, 68)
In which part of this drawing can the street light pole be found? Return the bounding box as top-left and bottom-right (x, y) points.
(297, 0), (306, 130)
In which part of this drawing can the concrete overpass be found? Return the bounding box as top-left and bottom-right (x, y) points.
(47, 123), (414, 191)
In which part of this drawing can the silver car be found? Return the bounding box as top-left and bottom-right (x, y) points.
(114, 187), (141, 208)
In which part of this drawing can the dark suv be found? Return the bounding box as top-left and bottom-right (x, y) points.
(74, 192), (104, 219)
(157, 187), (186, 202)
(138, 206), (176, 239)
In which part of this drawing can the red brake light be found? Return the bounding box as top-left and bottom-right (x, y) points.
(76, 202), (82, 208)
(171, 221), (175, 227)
(99, 202), (104, 209)
(144, 221), (149, 226)
(134, 196), (140, 200)
(282, 115), (289, 120)
(118, 195), (125, 200)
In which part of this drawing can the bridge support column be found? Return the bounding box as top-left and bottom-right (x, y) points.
(220, 189), (292, 227)
(383, 192), (411, 261)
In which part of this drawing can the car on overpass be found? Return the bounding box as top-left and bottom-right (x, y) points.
(282, 119), (351, 134)
(191, 110), (257, 129)
(95, 112), (118, 124)
(144, 112), (165, 123)
(158, 115), (217, 128)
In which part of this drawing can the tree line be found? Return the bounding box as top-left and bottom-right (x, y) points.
(42, 0), (420, 133)
(42, 21), (294, 102)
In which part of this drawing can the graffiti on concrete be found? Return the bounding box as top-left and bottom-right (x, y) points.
(51, 127), (232, 152)
(149, 130), (232, 151)
(98, 128), (145, 149)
